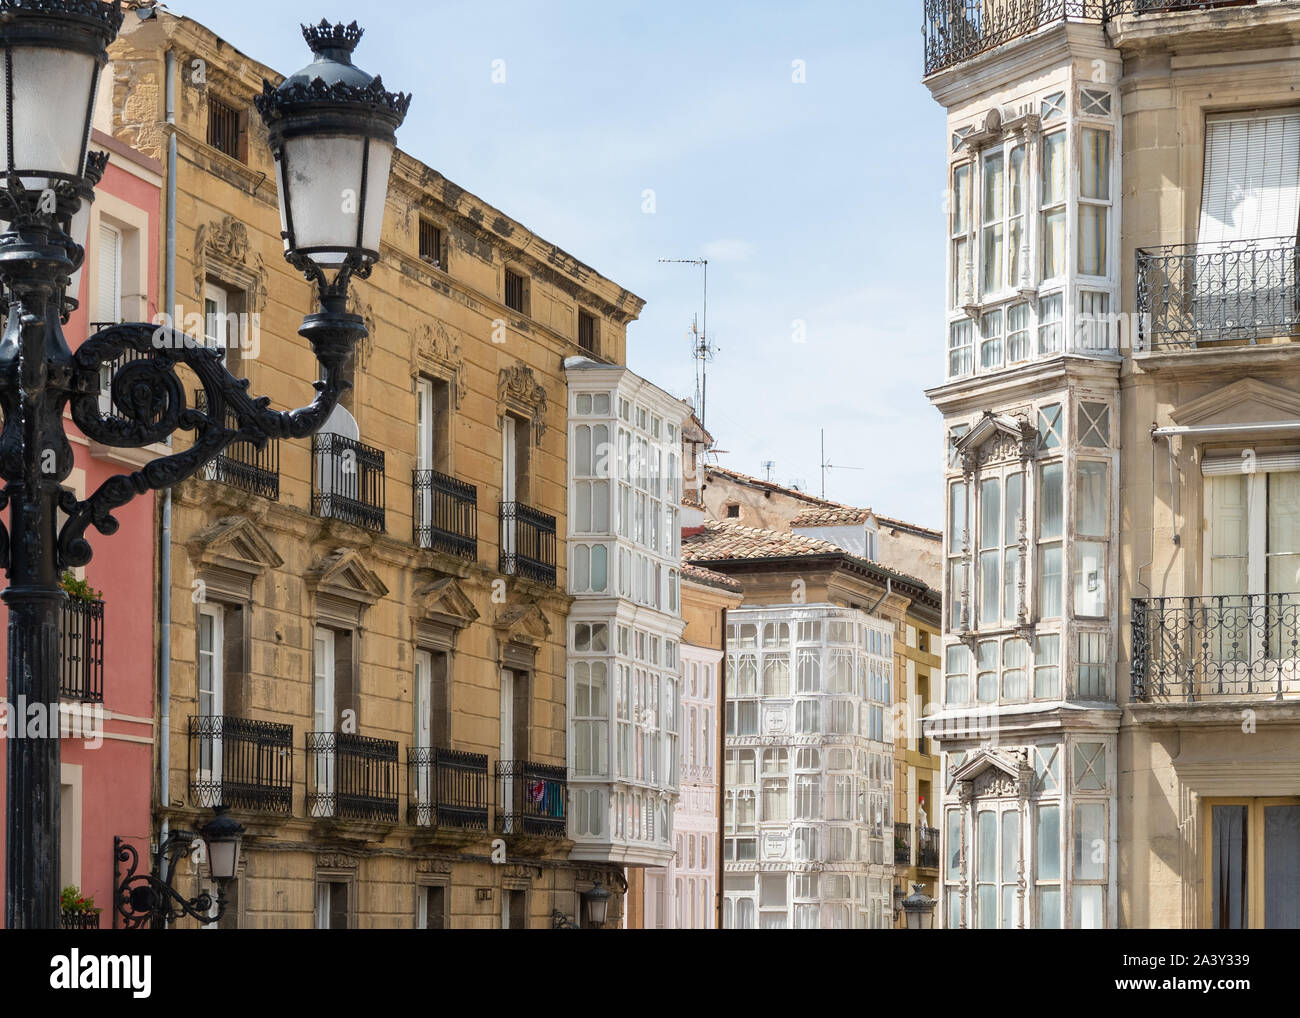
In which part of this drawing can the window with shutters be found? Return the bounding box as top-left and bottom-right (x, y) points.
(1203, 455), (1300, 604)
(578, 309), (599, 354)
(94, 223), (124, 416)
(504, 268), (528, 314)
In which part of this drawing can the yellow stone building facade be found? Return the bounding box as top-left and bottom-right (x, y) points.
(108, 10), (642, 928)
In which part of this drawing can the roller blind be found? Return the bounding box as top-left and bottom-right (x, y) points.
(1199, 111), (1300, 247)
(1202, 451), (1300, 476)
(94, 223), (121, 323)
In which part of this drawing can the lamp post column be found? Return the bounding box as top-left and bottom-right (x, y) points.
(0, 237), (80, 930)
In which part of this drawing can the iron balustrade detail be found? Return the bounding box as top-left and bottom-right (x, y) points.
(306, 732), (400, 822)
(1132, 594), (1300, 701)
(193, 390), (281, 499)
(895, 822), (913, 866)
(499, 501), (557, 585)
(188, 715), (294, 814)
(312, 432), (387, 532)
(413, 470), (478, 560)
(922, 2), (1270, 76)
(922, 0), (1109, 76)
(918, 826), (941, 869)
(59, 598), (104, 703)
(1136, 239), (1300, 350)
(408, 747), (490, 829)
(495, 760), (567, 836)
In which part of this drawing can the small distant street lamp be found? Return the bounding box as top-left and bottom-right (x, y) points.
(582, 879), (612, 928)
(900, 884), (938, 930)
(0, 1), (408, 928)
(113, 807), (246, 930)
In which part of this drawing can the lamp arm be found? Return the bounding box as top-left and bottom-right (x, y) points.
(114, 837), (226, 930)
(52, 320), (353, 569)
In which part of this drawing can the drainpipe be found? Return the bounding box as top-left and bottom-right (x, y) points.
(868, 578), (894, 616)
(158, 46), (177, 870)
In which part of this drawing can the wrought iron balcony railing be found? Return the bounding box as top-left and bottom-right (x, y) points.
(923, 2), (1271, 76)
(918, 826), (941, 869)
(1132, 594), (1300, 701)
(312, 432), (386, 532)
(413, 469), (478, 560)
(1136, 239), (1300, 350)
(499, 501), (557, 586)
(923, 0), (1108, 76)
(188, 715), (293, 813)
(408, 746), (490, 829)
(895, 822), (913, 866)
(495, 759), (567, 837)
(193, 390), (281, 499)
(59, 597), (103, 703)
(306, 732), (400, 822)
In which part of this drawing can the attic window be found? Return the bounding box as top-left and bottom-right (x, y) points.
(726, 504), (741, 519)
(578, 309), (598, 354)
(207, 95), (247, 162)
(419, 219), (445, 269)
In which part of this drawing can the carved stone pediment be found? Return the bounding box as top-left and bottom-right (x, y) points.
(186, 515), (283, 576)
(414, 321), (467, 408)
(193, 215), (267, 313)
(414, 575), (479, 629)
(957, 410), (1035, 472)
(954, 747), (1032, 800)
(306, 548), (389, 605)
(498, 363), (548, 446)
(493, 600), (551, 646)
(1170, 376), (1300, 430)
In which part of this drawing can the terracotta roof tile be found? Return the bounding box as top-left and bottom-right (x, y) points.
(680, 562), (744, 593)
(790, 506), (873, 528)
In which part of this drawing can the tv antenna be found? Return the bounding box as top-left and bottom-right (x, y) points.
(659, 257), (716, 430)
(821, 429), (863, 500)
(762, 460), (776, 482)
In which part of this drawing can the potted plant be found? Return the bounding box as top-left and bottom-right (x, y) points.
(61, 886), (102, 930)
(59, 571), (103, 604)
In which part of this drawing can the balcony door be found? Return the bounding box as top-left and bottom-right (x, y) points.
(1196, 111), (1300, 338)
(313, 627), (336, 816)
(502, 415), (517, 564)
(414, 649), (433, 816)
(197, 604), (224, 792)
(416, 378), (434, 548)
(1206, 798), (1300, 929)
(1205, 461), (1300, 687)
(317, 404), (361, 506)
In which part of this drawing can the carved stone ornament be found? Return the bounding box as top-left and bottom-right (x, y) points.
(348, 289), (376, 370)
(498, 363), (548, 446)
(315, 853), (358, 870)
(416, 859), (453, 875)
(414, 321), (467, 408)
(193, 215), (268, 313)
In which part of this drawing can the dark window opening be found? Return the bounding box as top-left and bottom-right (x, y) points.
(419, 220), (445, 269)
(422, 885), (446, 929)
(578, 310), (597, 354)
(505, 269), (527, 314)
(207, 96), (247, 162)
(726, 504), (741, 519)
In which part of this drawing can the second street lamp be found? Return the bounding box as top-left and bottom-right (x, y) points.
(0, 2), (408, 929)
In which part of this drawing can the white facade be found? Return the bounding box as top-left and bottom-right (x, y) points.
(565, 358), (688, 868)
(723, 604), (896, 929)
(641, 643), (722, 928)
(925, 21), (1123, 930)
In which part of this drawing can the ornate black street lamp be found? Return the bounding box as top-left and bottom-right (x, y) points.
(0, 2), (408, 929)
(113, 806), (245, 929)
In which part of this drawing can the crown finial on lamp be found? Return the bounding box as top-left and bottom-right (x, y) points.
(302, 18), (364, 59)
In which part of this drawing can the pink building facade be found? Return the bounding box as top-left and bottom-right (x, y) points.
(0, 128), (162, 927)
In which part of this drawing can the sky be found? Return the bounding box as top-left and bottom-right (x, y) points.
(168, 0), (949, 528)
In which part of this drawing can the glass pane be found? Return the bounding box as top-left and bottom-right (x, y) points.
(1002, 886), (1017, 930)
(1041, 132), (1066, 204)
(1004, 547), (1021, 625)
(1077, 462), (1109, 537)
(953, 163), (971, 234)
(978, 810), (997, 882)
(946, 809), (962, 881)
(1080, 128), (1111, 200)
(1074, 541), (1107, 618)
(1038, 544), (1063, 618)
(1264, 805), (1300, 929)
(980, 478), (1001, 550)
(1005, 473), (1024, 544)
(1040, 463), (1064, 538)
(1038, 888), (1061, 930)
(1209, 475), (1249, 597)
(977, 885), (997, 930)
(1042, 209), (1066, 278)
(980, 550), (1000, 627)
(948, 892), (962, 930)
(1072, 885), (1104, 929)
(1010, 145), (1026, 215)
(1001, 810), (1020, 883)
(1073, 803), (1106, 880)
(950, 482), (968, 554)
(983, 225), (1004, 295)
(984, 152), (1005, 223)
(1269, 472), (1300, 597)
(1079, 204), (1108, 276)
(1037, 805), (1060, 880)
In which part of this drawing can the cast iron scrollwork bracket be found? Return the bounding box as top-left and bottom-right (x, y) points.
(55, 316), (359, 569)
(113, 834), (222, 930)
